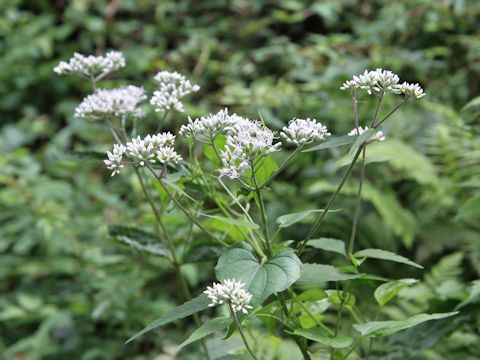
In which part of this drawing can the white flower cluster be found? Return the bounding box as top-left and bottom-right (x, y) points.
(280, 118), (331, 145)
(219, 117), (281, 179)
(348, 126), (386, 142)
(179, 108), (240, 142)
(204, 279), (253, 314)
(104, 132), (181, 176)
(74, 86), (147, 120)
(340, 68), (426, 99)
(54, 51), (126, 79)
(150, 71), (200, 113)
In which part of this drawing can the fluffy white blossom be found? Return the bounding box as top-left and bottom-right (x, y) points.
(393, 82), (426, 99)
(219, 117), (281, 179)
(74, 86), (147, 120)
(280, 118), (331, 145)
(348, 126), (386, 142)
(150, 71), (200, 113)
(179, 108), (240, 142)
(104, 144), (126, 176)
(340, 68), (400, 95)
(104, 132), (181, 176)
(54, 51), (125, 79)
(204, 279), (253, 314)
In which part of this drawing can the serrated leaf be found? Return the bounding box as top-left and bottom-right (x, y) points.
(215, 247), (303, 304)
(354, 248), (423, 269)
(293, 327), (353, 348)
(177, 317), (232, 351)
(108, 225), (168, 257)
(126, 294), (210, 343)
(308, 238), (346, 256)
(296, 264), (360, 287)
(348, 128), (376, 155)
(374, 279), (418, 306)
(353, 312), (459, 337)
(303, 135), (354, 152)
(276, 209), (339, 228)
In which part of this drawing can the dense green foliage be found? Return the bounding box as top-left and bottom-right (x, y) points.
(1, 1), (479, 359)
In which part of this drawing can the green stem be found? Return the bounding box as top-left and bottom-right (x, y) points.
(370, 93), (384, 128)
(251, 159), (271, 256)
(278, 296), (311, 360)
(156, 110), (170, 132)
(229, 304), (258, 360)
(375, 96), (409, 128)
(259, 145), (303, 189)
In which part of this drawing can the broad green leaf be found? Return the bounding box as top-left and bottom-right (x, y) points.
(108, 225), (168, 257)
(303, 135), (354, 152)
(308, 238), (346, 256)
(354, 248), (423, 269)
(374, 279), (418, 306)
(296, 264), (360, 287)
(348, 127), (376, 155)
(276, 209), (339, 228)
(204, 135), (227, 164)
(126, 294), (210, 343)
(177, 317), (232, 351)
(198, 213), (259, 230)
(215, 247), (303, 304)
(353, 312), (459, 337)
(293, 328), (353, 348)
(254, 154), (278, 185)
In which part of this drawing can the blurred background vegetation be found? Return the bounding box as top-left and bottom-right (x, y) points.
(1, 0), (479, 359)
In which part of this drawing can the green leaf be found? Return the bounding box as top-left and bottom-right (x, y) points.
(215, 247), (303, 304)
(293, 328), (353, 348)
(353, 312), (459, 337)
(296, 264), (360, 287)
(126, 294), (211, 343)
(308, 238), (346, 256)
(177, 317), (232, 351)
(197, 213), (259, 230)
(348, 128), (376, 155)
(276, 209), (339, 228)
(354, 248), (423, 269)
(374, 279), (418, 306)
(108, 225), (168, 257)
(62, 150), (106, 162)
(455, 192), (480, 223)
(303, 135), (354, 152)
(216, 355), (252, 360)
(254, 155), (278, 185)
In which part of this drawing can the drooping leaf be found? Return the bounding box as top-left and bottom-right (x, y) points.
(353, 312), (459, 337)
(108, 225), (168, 257)
(177, 317), (232, 351)
(308, 238), (346, 256)
(354, 248), (423, 269)
(126, 294), (211, 343)
(374, 279), (418, 306)
(303, 135), (354, 152)
(215, 247), (303, 304)
(296, 264), (360, 287)
(276, 209), (339, 228)
(293, 328), (353, 348)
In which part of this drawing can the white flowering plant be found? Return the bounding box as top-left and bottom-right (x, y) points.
(56, 53), (459, 359)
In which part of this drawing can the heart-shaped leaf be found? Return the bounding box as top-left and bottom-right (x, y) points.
(215, 247), (303, 304)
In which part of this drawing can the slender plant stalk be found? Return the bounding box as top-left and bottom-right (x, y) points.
(251, 160), (271, 256)
(375, 96), (409, 127)
(229, 304), (258, 360)
(259, 145), (304, 189)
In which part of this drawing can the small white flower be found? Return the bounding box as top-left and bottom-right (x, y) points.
(157, 146), (183, 164)
(103, 144), (126, 176)
(393, 82), (426, 99)
(340, 68), (400, 96)
(54, 51), (126, 79)
(74, 86), (146, 120)
(204, 279), (253, 314)
(280, 118), (331, 145)
(179, 108), (240, 142)
(348, 126), (386, 142)
(150, 71), (200, 113)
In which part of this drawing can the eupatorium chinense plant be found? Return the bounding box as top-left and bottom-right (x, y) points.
(55, 52), (457, 360)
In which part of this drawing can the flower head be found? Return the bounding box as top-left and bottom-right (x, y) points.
(348, 126), (386, 142)
(280, 118), (331, 146)
(104, 144), (126, 176)
(393, 82), (426, 99)
(54, 51), (125, 79)
(204, 279), (253, 314)
(150, 71), (200, 113)
(179, 108), (240, 142)
(74, 86), (146, 120)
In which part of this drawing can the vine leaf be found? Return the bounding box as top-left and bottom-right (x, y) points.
(215, 247), (303, 304)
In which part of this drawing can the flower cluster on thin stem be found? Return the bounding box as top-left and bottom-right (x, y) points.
(74, 86), (147, 120)
(280, 118), (331, 146)
(104, 132), (181, 176)
(179, 108), (240, 142)
(53, 51), (125, 80)
(204, 279), (253, 314)
(150, 71), (200, 113)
